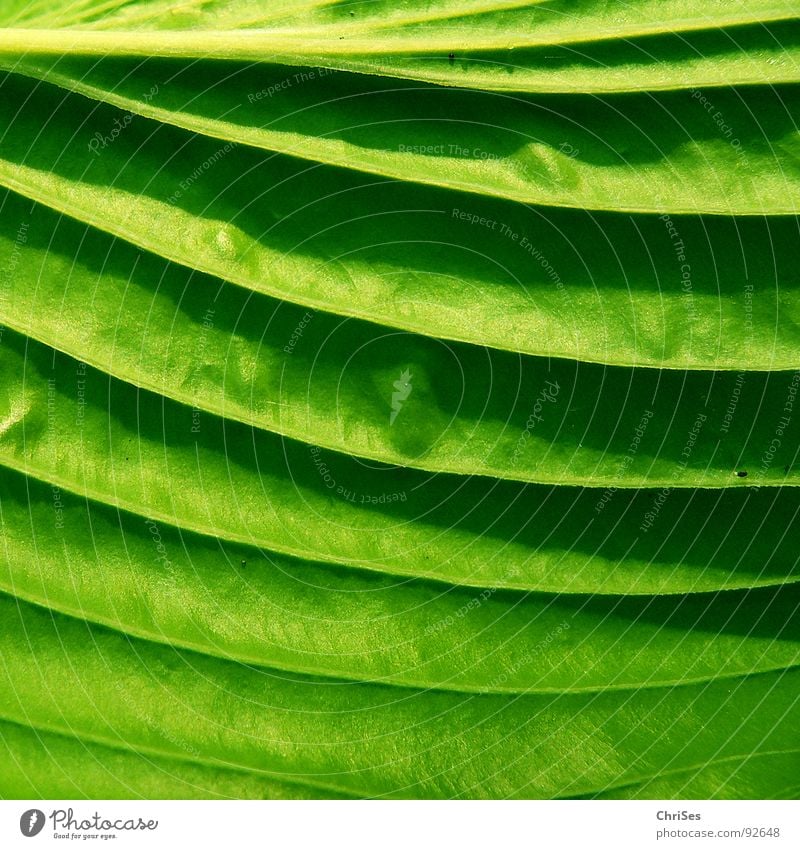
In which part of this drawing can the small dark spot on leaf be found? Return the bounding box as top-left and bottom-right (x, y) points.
(448, 52), (455, 63)
(240, 559), (247, 568)
(735, 470), (748, 478)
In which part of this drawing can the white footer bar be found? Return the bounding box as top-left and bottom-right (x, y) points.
(2, 800), (796, 848)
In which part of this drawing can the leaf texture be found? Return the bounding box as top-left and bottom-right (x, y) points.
(2, 330), (800, 596)
(0, 719), (349, 800)
(1, 0), (800, 93)
(2, 593), (799, 799)
(7, 20), (800, 99)
(1, 76), (799, 372)
(3, 72), (800, 216)
(3, 468), (799, 693)
(3, 190), (800, 487)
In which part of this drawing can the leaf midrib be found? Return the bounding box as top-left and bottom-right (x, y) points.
(2, 9), (799, 57)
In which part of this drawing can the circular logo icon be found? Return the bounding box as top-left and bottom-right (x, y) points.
(19, 809), (45, 837)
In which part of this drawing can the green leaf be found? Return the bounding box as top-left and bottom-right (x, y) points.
(1, 329), (799, 595)
(579, 751), (800, 800)
(3, 69), (800, 216)
(3, 0), (796, 39)
(1, 593), (798, 799)
(1, 0), (798, 802)
(1, 76), (799, 372)
(0, 718), (349, 800)
(8, 22), (800, 95)
(8, 55), (800, 212)
(4, 467), (799, 693)
(1, 0), (798, 94)
(3, 190), (800, 487)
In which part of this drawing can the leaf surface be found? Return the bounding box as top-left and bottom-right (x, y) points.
(2, 0), (798, 52)
(579, 751), (800, 800)
(0, 718), (348, 799)
(1, 330), (799, 595)
(7, 22), (800, 96)
(3, 190), (800, 487)
(1, 593), (799, 799)
(1, 76), (799, 372)
(4, 468), (799, 693)
(1, 0), (799, 801)
(3, 71), (800, 216)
